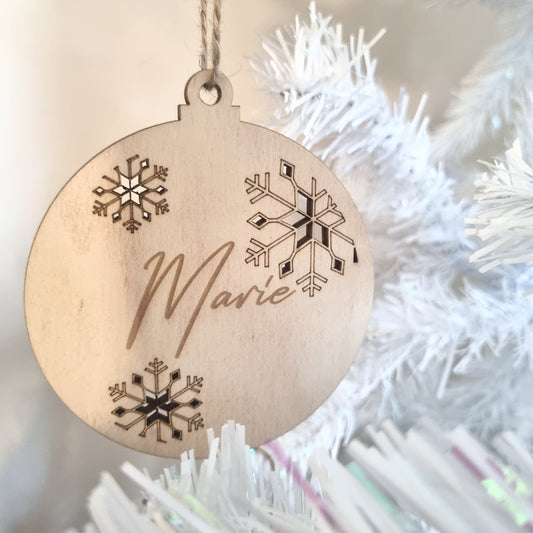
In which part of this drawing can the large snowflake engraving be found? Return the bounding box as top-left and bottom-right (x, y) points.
(245, 159), (357, 296)
(93, 154), (169, 233)
(108, 357), (204, 443)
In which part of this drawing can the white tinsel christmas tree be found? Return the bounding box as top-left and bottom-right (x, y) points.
(250, 2), (533, 459)
(70, 3), (533, 531)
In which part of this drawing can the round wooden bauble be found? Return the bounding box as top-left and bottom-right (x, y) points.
(25, 71), (373, 458)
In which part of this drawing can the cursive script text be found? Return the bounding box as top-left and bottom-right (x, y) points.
(127, 242), (295, 358)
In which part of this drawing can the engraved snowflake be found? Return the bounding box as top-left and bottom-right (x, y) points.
(245, 159), (357, 296)
(92, 154), (169, 233)
(108, 357), (204, 443)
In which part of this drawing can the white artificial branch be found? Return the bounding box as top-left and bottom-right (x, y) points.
(467, 139), (533, 281)
(433, 13), (533, 163)
(76, 420), (533, 532)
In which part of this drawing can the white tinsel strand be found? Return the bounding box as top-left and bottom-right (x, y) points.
(74, 421), (533, 532)
(433, 7), (533, 164)
(251, 3), (533, 461)
(467, 139), (533, 284)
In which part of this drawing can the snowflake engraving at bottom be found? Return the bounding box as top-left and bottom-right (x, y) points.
(93, 154), (169, 233)
(245, 159), (357, 296)
(108, 357), (203, 443)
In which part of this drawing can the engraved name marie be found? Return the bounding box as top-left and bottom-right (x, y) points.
(127, 241), (295, 358)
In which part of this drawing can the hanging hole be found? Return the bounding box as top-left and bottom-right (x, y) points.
(184, 71), (233, 107)
(199, 83), (222, 105)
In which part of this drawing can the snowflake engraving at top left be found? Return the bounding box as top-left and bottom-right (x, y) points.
(92, 154), (169, 233)
(108, 357), (204, 443)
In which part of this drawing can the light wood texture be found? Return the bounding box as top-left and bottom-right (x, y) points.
(24, 70), (374, 458)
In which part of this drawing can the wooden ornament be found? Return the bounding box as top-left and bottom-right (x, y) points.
(25, 70), (373, 458)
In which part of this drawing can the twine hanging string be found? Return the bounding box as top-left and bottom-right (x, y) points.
(199, 0), (222, 89)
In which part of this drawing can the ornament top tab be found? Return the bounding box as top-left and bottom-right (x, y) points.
(24, 70), (374, 458)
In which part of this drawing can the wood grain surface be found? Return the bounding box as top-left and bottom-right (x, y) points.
(25, 70), (374, 458)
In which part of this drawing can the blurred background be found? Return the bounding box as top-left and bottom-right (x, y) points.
(0, 0), (499, 530)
